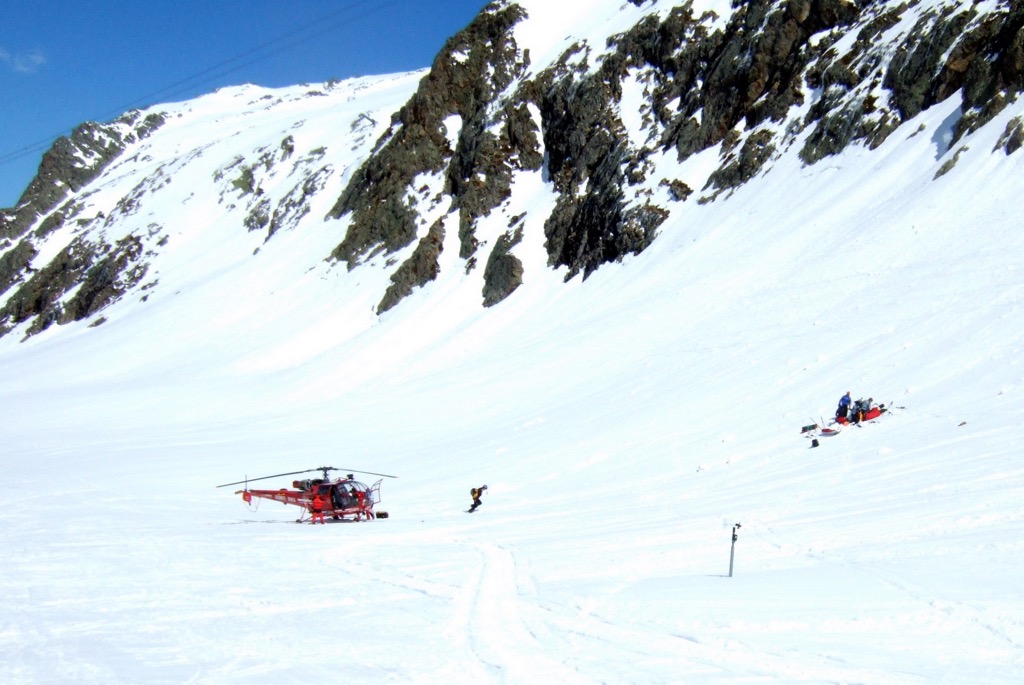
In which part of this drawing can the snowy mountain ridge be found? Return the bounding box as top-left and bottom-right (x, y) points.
(1, 0), (1022, 341)
(1, 1), (1024, 682)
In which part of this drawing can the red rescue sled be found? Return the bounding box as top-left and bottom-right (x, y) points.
(836, 405), (884, 425)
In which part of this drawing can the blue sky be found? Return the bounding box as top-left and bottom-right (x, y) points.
(0, 0), (489, 208)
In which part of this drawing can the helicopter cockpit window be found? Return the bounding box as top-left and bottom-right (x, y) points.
(330, 481), (368, 509)
(331, 484), (346, 509)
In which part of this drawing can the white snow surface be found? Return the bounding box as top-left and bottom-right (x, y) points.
(3, 8), (1024, 685)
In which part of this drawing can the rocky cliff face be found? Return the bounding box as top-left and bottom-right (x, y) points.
(0, 111), (165, 337)
(325, 0), (1022, 308)
(0, 0), (1021, 340)
(326, 3), (533, 312)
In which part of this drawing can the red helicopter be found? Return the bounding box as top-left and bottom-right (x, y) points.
(217, 466), (397, 523)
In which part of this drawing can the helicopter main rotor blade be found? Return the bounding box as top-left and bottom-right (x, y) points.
(216, 468), (322, 488)
(336, 467), (398, 479)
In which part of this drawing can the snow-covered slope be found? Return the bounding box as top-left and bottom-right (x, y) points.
(1, 1), (1024, 682)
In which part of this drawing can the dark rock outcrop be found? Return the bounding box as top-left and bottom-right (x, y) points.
(377, 220), (445, 314)
(0, 239), (37, 298)
(327, 4), (529, 268)
(0, 233), (148, 338)
(482, 224), (524, 307)
(0, 111), (165, 337)
(0, 111), (165, 243)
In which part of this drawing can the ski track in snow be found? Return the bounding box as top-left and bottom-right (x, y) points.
(455, 543), (585, 682)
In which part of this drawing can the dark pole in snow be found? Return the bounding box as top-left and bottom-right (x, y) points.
(728, 523), (741, 577)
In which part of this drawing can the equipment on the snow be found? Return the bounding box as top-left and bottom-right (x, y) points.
(728, 523), (741, 577)
(804, 424), (841, 439)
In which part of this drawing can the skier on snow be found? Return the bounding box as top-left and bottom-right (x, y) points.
(468, 485), (487, 512)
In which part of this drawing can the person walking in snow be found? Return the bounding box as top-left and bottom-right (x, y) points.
(836, 391), (852, 421)
(310, 493), (326, 524)
(469, 485), (487, 512)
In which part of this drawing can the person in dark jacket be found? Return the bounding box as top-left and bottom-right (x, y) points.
(836, 391), (852, 421)
(469, 485), (488, 512)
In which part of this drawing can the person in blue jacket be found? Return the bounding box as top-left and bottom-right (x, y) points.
(836, 391), (852, 420)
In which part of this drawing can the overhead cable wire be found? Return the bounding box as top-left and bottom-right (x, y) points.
(0, 0), (411, 169)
